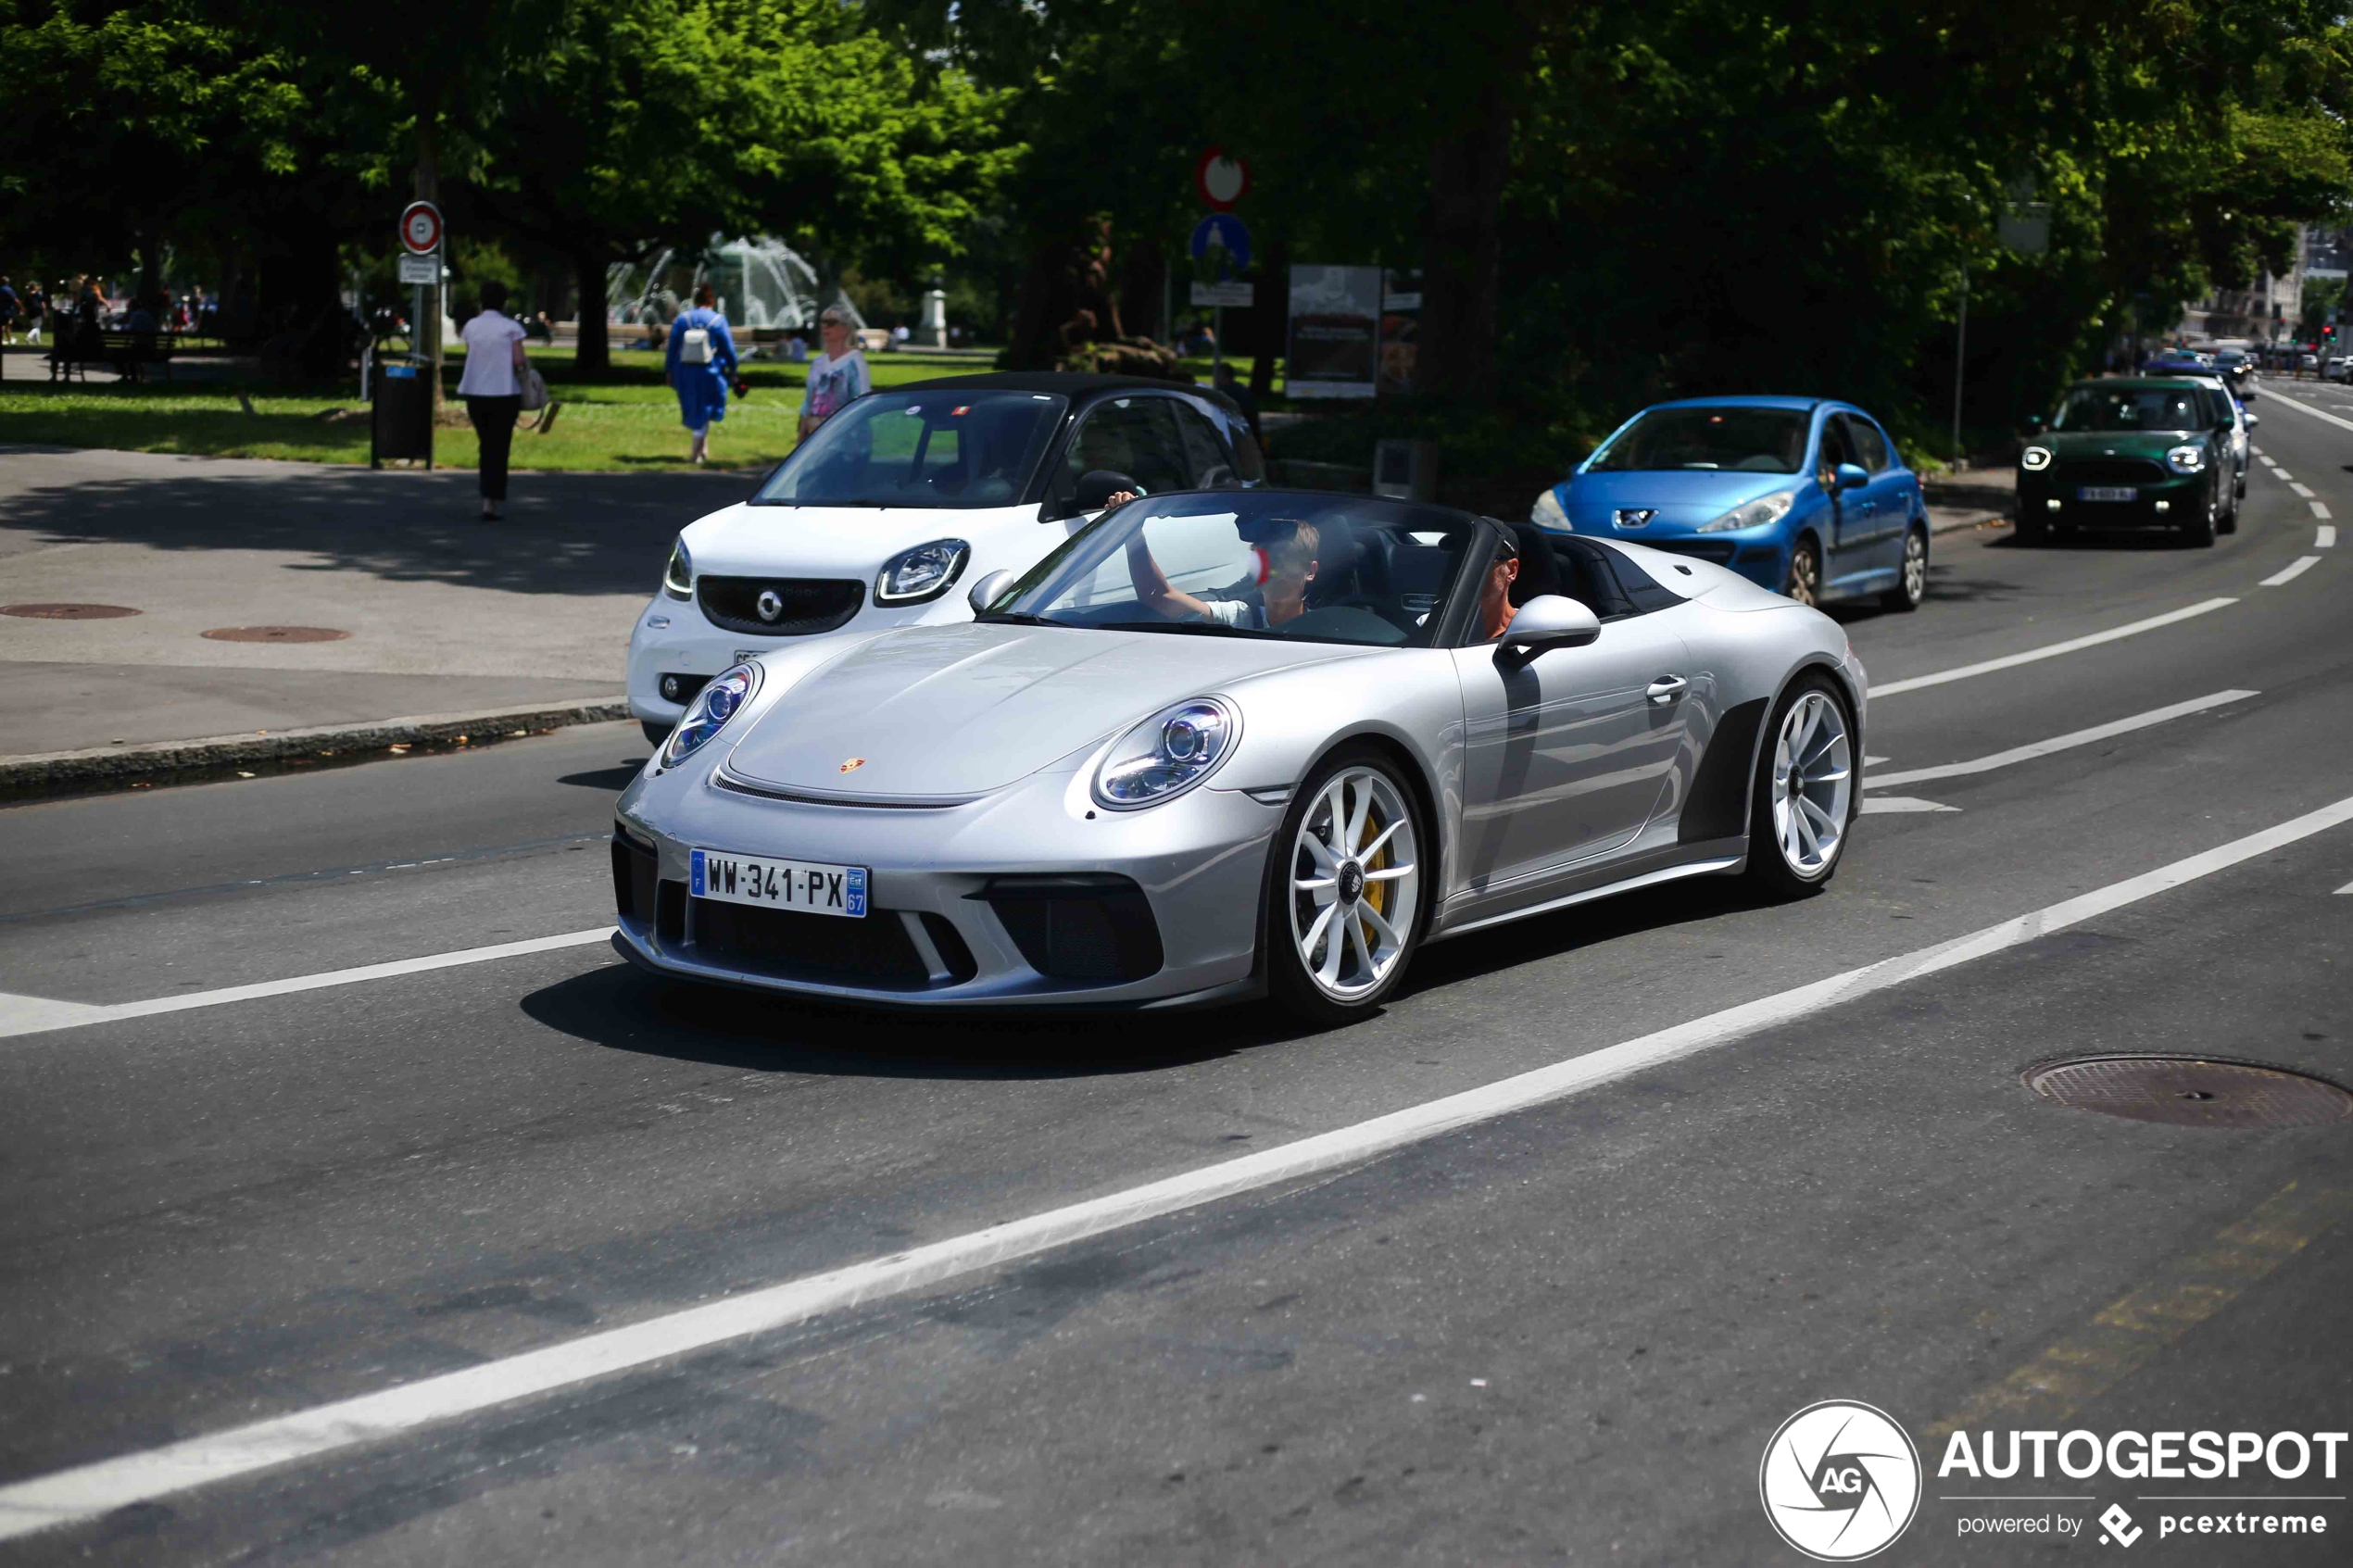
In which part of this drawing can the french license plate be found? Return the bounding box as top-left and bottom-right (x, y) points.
(2077, 485), (2137, 502)
(690, 848), (866, 918)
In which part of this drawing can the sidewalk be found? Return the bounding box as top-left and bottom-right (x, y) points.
(1, 446), (751, 785)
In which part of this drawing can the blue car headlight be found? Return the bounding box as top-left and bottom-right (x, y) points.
(660, 662), (759, 769)
(1697, 489), (1798, 533)
(1530, 487), (1571, 532)
(2166, 445), (2206, 474)
(1093, 697), (1238, 809)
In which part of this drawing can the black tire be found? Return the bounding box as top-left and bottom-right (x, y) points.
(1783, 534), (1822, 607)
(2178, 482), (2218, 547)
(1744, 671), (1860, 899)
(641, 720), (673, 746)
(2220, 479), (2240, 534)
(1264, 746), (1432, 1026)
(1879, 524), (1927, 611)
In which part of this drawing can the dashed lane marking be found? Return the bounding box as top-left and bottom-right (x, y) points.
(2260, 556), (2322, 588)
(1864, 690), (2257, 791)
(6, 793), (2353, 1542)
(2290, 482), (2316, 498)
(2322, 524), (2338, 547)
(2311, 501), (2332, 521)
(1867, 599), (2237, 698)
(1858, 797), (1959, 814)
(0, 929), (617, 1041)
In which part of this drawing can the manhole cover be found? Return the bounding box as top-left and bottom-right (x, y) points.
(2, 603), (142, 620)
(2025, 1057), (2353, 1129)
(200, 626), (352, 644)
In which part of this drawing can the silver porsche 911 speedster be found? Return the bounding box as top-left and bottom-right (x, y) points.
(612, 488), (1868, 1022)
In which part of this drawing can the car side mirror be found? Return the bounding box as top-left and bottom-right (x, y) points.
(1075, 469), (1138, 513)
(1833, 461), (1869, 491)
(1502, 595), (1602, 657)
(2244, 412), (2259, 428)
(967, 569), (1014, 615)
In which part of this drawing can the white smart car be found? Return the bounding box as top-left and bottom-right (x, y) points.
(627, 372), (1265, 743)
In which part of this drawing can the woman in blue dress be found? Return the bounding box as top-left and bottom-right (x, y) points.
(664, 282), (738, 464)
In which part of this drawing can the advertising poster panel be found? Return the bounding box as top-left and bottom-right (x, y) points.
(1286, 265), (1381, 399)
(1379, 267), (1421, 396)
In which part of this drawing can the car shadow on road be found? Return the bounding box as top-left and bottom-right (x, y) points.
(1396, 872), (1788, 1000)
(520, 961), (1310, 1081)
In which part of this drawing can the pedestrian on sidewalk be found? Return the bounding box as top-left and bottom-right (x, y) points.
(665, 282), (738, 465)
(799, 306), (869, 442)
(457, 280), (528, 521)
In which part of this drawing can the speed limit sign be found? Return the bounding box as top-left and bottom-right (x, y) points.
(398, 200), (443, 256)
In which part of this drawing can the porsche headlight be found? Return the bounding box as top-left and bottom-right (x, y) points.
(1697, 489), (1798, 533)
(2166, 445), (2206, 474)
(875, 538), (971, 605)
(1530, 486), (1571, 532)
(1092, 697), (1238, 809)
(662, 536), (693, 599)
(660, 662), (759, 769)
(2020, 445), (2052, 471)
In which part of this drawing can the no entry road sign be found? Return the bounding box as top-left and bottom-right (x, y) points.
(399, 201), (444, 257)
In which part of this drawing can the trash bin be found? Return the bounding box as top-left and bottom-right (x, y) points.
(371, 354), (434, 470)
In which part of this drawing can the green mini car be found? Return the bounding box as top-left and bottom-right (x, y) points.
(2015, 378), (2235, 547)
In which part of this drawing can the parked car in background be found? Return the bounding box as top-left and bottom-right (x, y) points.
(627, 373), (1264, 745)
(1530, 396), (1929, 612)
(2016, 379), (2234, 546)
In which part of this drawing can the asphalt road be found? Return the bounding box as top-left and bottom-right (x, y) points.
(2, 396), (2349, 1565)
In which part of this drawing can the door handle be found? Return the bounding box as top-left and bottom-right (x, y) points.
(1646, 675), (1688, 705)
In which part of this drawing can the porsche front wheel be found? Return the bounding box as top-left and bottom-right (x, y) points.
(1265, 749), (1428, 1024)
(1746, 674), (1857, 898)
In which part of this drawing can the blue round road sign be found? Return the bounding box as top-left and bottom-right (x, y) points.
(1189, 214), (1252, 276)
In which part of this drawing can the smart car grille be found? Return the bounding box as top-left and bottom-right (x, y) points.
(2057, 458), (2169, 485)
(976, 874), (1164, 985)
(696, 576), (863, 637)
(689, 899), (976, 988)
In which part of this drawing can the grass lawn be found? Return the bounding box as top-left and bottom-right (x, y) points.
(0, 347), (1017, 471)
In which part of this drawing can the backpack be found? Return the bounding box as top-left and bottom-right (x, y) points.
(678, 323), (711, 365)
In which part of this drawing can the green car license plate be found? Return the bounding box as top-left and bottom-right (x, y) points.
(2077, 485), (2137, 502)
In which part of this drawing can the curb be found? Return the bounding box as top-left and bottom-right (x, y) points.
(0, 696), (632, 803)
(1928, 505), (2008, 534)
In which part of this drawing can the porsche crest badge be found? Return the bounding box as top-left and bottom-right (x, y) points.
(839, 757), (866, 773)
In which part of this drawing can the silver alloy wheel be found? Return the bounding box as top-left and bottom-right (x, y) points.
(1770, 690), (1853, 878)
(1786, 542), (1819, 607)
(1900, 530), (1927, 602)
(1290, 766), (1419, 1001)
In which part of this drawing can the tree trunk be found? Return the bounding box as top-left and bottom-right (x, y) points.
(1250, 236), (1290, 403)
(1004, 236), (1080, 370)
(136, 230), (162, 303)
(573, 252), (610, 377)
(1115, 236), (1164, 345)
(1418, 86), (1512, 401)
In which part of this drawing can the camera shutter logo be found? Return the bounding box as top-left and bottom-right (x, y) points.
(1758, 1400), (1921, 1561)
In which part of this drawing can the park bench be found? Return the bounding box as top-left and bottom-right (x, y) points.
(47, 328), (180, 383)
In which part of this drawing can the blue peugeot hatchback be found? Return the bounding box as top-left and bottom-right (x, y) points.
(1531, 396), (1930, 610)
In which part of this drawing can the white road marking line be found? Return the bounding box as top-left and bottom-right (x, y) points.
(1864, 690), (2257, 790)
(2290, 482), (2316, 498)
(0, 929), (617, 1042)
(1859, 797), (1959, 814)
(2260, 557), (2322, 588)
(2311, 502), (2332, 521)
(1864, 754), (1890, 766)
(2256, 389), (2353, 434)
(2321, 525), (2339, 547)
(1867, 598), (2238, 698)
(6, 797), (2353, 1543)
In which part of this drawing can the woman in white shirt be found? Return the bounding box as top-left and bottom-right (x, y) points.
(457, 281), (529, 521)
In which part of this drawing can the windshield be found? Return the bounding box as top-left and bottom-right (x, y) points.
(2050, 385), (2203, 433)
(751, 391), (1065, 508)
(983, 491), (1479, 648)
(1584, 406), (1811, 473)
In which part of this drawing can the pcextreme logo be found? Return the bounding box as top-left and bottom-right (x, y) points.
(1759, 1400), (1924, 1561)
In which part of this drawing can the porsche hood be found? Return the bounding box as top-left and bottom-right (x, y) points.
(722, 621), (1370, 799)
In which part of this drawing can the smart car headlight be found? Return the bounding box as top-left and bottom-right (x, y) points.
(1092, 697), (1238, 809)
(1697, 489), (1798, 533)
(662, 536), (693, 599)
(660, 662), (759, 769)
(2021, 445), (2053, 471)
(1530, 486), (1571, 532)
(875, 538), (971, 606)
(2166, 445), (2206, 474)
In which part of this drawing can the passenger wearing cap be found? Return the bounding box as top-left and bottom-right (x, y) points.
(1115, 489), (1321, 629)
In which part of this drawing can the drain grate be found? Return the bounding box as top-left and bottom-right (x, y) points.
(2, 602), (141, 620)
(200, 625), (352, 644)
(2025, 1056), (2353, 1129)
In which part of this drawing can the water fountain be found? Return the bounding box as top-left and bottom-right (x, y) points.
(607, 237), (863, 343)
